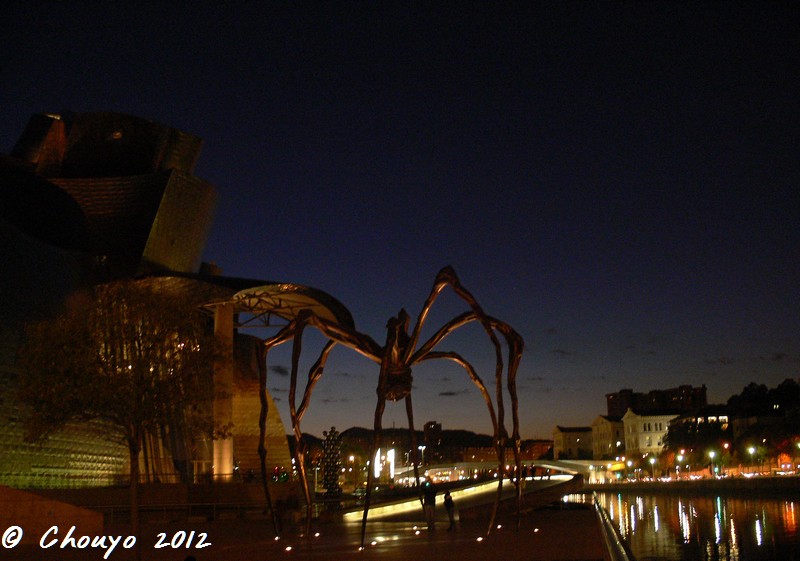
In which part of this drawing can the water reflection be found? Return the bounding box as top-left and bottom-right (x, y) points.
(595, 492), (800, 561)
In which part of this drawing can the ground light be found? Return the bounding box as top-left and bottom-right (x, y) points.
(341, 477), (523, 521)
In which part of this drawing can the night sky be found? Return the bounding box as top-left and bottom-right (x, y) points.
(2, 2), (799, 439)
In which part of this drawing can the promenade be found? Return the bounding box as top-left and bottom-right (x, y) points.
(142, 503), (605, 561)
(10, 479), (608, 561)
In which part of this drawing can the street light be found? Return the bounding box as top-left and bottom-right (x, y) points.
(709, 450), (717, 476)
(796, 442), (800, 472)
(649, 456), (656, 480)
(748, 446), (756, 474)
(676, 454), (684, 478)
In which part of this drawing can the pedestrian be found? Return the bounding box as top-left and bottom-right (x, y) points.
(444, 491), (455, 530)
(422, 481), (436, 529)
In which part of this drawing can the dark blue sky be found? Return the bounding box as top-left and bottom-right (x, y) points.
(2, 2), (799, 438)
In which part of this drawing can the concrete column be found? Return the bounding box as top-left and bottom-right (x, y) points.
(212, 302), (234, 481)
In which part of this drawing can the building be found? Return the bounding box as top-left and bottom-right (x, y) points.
(458, 439), (552, 463)
(622, 409), (679, 457)
(606, 385), (707, 418)
(670, 405), (730, 433)
(591, 415), (624, 460)
(552, 426), (592, 460)
(0, 112), (354, 488)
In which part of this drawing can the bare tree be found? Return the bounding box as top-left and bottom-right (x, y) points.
(17, 279), (222, 556)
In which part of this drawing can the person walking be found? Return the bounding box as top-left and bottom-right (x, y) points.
(422, 481), (436, 530)
(443, 491), (456, 530)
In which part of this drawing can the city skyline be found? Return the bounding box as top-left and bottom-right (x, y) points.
(2, 3), (798, 439)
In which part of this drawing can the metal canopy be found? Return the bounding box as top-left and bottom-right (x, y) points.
(201, 282), (355, 330)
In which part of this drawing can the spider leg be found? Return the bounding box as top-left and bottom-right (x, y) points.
(288, 317), (314, 535)
(256, 319), (301, 536)
(256, 343), (281, 535)
(405, 267), (508, 446)
(285, 313), (343, 535)
(293, 339), (337, 535)
(407, 266), (524, 534)
(360, 317), (404, 549)
(405, 394), (424, 509)
(360, 391), (387, 549)
(259, 314), (329, 536)
(420, 352), (498, 437)
(420, 351), (505, 532)
(297, 339), (337, 422)
(260, 310), (383, 542)
(494, 321), (525, 528)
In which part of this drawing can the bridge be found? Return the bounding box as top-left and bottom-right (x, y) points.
(393, 459), (622, 483)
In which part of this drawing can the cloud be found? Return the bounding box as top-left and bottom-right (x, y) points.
(545, 328), (557, 336)
(439, 390), (469, 397)
(772, 352), (788, 362)
(528, 375), (544, 381)
(270, 365), (289, 376)
(270, 387), (287, 393)
(704, 356), (734, 366)
(551, 349), (573, 357)
(321, 397), (350, 404)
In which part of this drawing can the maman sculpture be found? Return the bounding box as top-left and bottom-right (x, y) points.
(257, 266), (524, 546)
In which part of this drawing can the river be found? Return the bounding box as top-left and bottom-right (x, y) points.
(594, 491), (800, 561)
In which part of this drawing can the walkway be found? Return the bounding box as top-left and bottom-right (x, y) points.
(11, 478), (607, 561)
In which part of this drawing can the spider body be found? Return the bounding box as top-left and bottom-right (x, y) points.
(382, 311), (414, 400)
(256, 266), (524, 546)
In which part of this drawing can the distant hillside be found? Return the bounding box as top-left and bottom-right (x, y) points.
(291, 427), (495, 448)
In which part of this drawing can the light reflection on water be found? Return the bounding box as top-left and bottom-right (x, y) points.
(595, 491), (800, 561)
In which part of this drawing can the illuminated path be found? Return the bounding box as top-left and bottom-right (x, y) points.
(342, 474), (573, 521)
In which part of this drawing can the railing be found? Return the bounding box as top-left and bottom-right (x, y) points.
(592, 491), (637, 561)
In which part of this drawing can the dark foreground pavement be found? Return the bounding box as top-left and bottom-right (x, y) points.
(9, 500), (606, 561)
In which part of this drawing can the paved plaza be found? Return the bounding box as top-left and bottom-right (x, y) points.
(11, 497), (606, 561)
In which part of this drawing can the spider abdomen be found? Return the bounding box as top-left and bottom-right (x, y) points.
(384, 364), (413, 401)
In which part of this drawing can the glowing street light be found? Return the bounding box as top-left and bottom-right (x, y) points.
(709, 450), (717, 475)
(649, 456), (656, 480)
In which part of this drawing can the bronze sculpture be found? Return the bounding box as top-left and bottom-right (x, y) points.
(258, 266), (524, 546)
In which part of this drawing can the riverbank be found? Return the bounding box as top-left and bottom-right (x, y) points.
(586, 474), (800, 497)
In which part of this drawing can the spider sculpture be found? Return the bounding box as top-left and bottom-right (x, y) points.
(257, 266), (524, 546)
